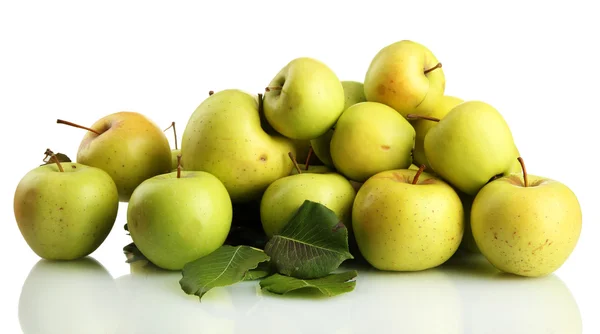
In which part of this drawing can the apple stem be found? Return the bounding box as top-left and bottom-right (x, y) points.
(412, 165), (426, 184)
(265, 86), (282, 92)
(44, 149), (64, 172)
(517, 157), (528, 187)
(177, 154), (182, 179)
(56, 119), (101, 135)
(406, 114), (441, 122)
(424, 63), (442, 75)
(288, 152), (302, 174)
(209, 90), (214, 96)
(163, 122), (178, 150)
(304, 146), (313, 170)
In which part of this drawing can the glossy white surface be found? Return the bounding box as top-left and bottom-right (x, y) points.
(1, 1), (599, 333)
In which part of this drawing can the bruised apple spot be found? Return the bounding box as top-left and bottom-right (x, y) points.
(377, 84), (386, 96)
(381, 145), (391, 150)
(418, 178), (437, 185)
(259, 154), (268, 162)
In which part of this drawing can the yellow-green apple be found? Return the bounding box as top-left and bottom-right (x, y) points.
(330, 101), (415, 182)
(263, 57), (345, 140)
(13, 152), (119, 260)
(364, 40), (445, 117)
(57, 112), (172, 202)
(352, 167), (464, 271)
(470, 157), (582, 277)
(127, 165), (233, 271)
(180, 89), (296, 203)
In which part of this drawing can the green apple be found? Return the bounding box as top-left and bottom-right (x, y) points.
(412, 96), (464, 169)
(260, 172), (356, 239)
(263, 57), (345, 140)
(364, 40), (445, 117)
(58, 112), (172, 202)
(470, 158), (582, 277)
(127, 169), (233, 271)
(13, 158), (119, 260)
(311, 80), (367, 168)
(423, 101), (517, 195)
(352, 168), (464, 271)
(330, 102), (415, 182)
(180, 89), (296, 203)
(164, 121), (182, 171)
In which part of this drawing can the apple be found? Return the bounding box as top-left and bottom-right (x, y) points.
(470, 157), (582, 277)
(352, 166), (464, 271)
(364, 40), (445, 117)
(57, 112), (172, 202)
(330, 101), (415, 182)
(263, 57), (345, 140)
(180, 89), (296, 203)
(421, 100), (518, 195)
(13, 151), (119, 260)
(127, 162), (233, 271)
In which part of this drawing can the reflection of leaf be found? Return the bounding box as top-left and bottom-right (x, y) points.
(123, 242), (147, 263)
(179, 245), (270, 300)
(243, 261), (273, 281)
(264, 200), (353, 279)
(260, 270), (358, 297)
(41, 152), (72, 166)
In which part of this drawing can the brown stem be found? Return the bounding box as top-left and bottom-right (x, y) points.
(209, 90), (214, 96)
(412, 165), (426, 184)
(304, 146), (313, 170)
(163, 122), (178, 150)
(177, 154), (182, 179)
(288, 152), (302, 174)
(424, 63), (442, 75)
(517, 157), (528, 187)
(406, 114), (440, 122)
(44, 149), (64, 172)
(56, 119), (101, 135)
(265, 86), (282, 92)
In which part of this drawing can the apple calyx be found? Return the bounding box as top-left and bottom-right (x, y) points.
(43, 148), (64, 172)
(164, 121), (178, 150)
(304, 146), (313, 170)
(265, 86), (282, 92)
(288, 152), (302, 174)
(412, 164), (426, 184)
(517, 157), (528, 187)
(424, 63), (442, 75)
(176, 154), (182, 179)
(405, 114), (441, 122)
(209, 90), (214, 96)
(56, 119), (101, 135)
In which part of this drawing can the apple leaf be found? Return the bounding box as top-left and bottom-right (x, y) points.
(242, 261), (273, 281)
(179, 245), (270, 301)
(40, 152), (71, 166)
(123, 242), (148, 264)
(260, 270), (358, 297)
(264, 200), (353, 279)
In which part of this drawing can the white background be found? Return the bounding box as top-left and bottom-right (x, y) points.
(1, 1), (599, 333)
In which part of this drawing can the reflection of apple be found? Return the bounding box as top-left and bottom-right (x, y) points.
(18, 257), (124, 334)
(442, 252), (582, 334)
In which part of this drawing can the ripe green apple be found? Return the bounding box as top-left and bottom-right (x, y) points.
(127, 169), (233, 271)
(352, 168), (464, 271)
(412, 96), (464, 169)
(330, 102), (415, 182)
(263, 57), (345, 140)
(180, 89), (296, 203)
(311, 80), (367, 168)
(470, 159), (582, 277)
(60, 112), (172, 202)
(364, 40), (445, 117)
(260, 172), (356, 239)
(14, 161), (119, 260)
(423, 101), (517, 195)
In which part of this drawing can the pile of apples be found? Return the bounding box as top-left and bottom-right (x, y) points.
(13, 40), (582, 278)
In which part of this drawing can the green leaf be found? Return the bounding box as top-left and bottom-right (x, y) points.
(264, 200), (353, 279)
(179, 245), (270, 300)
(40, 152), (72, 166)
(242, 261), (273, 281)
(123, 242), (147, 263)
(260, 270), (358, 297)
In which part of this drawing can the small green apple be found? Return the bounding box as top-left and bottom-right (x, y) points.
(471, 158), (582, 277)
(330, 101), (415, 182)
(364, 40), (445, 117)
(58, 112), (172, 202)
(14, 153), (119, 260)
(260, 172), (356, 239)
(263, 57), (345, 140)
(127, 165), (233, 271)
(352, 167), (464, 271)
